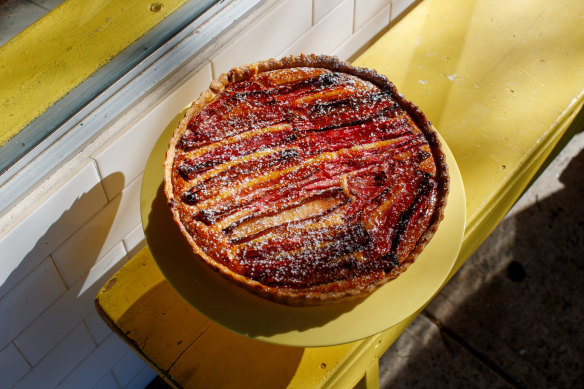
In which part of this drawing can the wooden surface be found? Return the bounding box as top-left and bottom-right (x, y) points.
(97, 247), (401, 388)
(355, 0), (584, 275)
(96, 0), (584, 387)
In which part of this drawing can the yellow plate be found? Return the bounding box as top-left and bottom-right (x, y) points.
(141, 110), (466, 347)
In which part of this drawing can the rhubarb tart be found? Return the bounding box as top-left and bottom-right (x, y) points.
(164, 55), (449, 305)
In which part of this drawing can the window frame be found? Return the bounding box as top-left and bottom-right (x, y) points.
(0, 0), (268, 216)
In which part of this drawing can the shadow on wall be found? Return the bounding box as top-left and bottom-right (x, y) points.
(380, 139), (584, 388)
(0, 172), (137, 372)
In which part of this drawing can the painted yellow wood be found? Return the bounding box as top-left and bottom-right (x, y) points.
(96, 0), (584, 387)
(96, 247), (385, 389)
(95, 245), (418, 388)
(355, 0), (584, 274)
(0, 0), (189, 146)
(95, 247), (165, 323)
(354, 359), (380, 389)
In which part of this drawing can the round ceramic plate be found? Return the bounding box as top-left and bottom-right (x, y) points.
(141, 109), (466, 347)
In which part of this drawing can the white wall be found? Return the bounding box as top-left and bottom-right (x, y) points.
(0, 1), (417, 387)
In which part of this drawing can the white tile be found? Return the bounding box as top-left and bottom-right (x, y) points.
(52, 176), (140, 286)
(56, 334), (129, 389)
(333, 4), (391, 61)
(279, 0), (353, 57)
(211, 0), (312, 76)
(124, 366), (157, 389)
(122, 223), (146, 260)
(93, 62), (213, 200)
(0, 343), (31, 388)
(84, 310), (113, 345)
(391, 0), (416, 21)
(93, 371), (122, 389)
(0, 257), (65, 350)
(112, 350), (149, 388)
(14, 324), (95, 389)
(0, 162), (107, 298)
(355, 0), (389, 31)
(313, 0), (343, 24)
(15, 243), (128, 365)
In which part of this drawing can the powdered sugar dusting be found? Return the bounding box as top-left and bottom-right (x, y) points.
(171, 67), (440, 288)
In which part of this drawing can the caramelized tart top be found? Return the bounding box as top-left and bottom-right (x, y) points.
(164, 55), (448, 305)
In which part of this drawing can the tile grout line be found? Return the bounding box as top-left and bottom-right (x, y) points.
(421, 310), (522, 389)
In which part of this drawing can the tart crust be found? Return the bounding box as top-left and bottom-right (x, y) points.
(164, 54), (449, 306)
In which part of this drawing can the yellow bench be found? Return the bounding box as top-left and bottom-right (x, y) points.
(96, 0), (584, 387)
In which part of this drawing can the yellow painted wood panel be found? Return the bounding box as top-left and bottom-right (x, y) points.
(95, 246), (165, 323)
(96, 247), (374, 388)
(355, 0), (584, 232)
(0, 0), (189, 146)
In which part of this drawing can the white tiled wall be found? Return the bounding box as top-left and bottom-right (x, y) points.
(0, 0), (416, 387)
(313, 0), (343, 24)
(279, 0), (353, 57)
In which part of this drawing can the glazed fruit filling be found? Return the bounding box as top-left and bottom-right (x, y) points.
(172, 67), (439, 288)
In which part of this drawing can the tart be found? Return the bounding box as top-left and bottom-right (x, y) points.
(164, 54), (449, 306)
